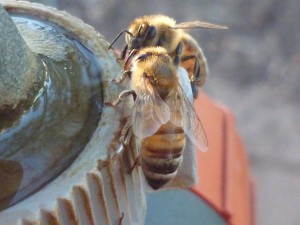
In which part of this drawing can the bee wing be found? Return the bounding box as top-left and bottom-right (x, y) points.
(165, 89), (183, 128)
(132, 88), (170, 138)
(166, 87), (208, 152)
(173, 21), (227, 30)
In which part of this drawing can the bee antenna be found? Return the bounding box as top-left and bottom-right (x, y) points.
(137, 25), (143, 35)
(108, 30), (134, 50)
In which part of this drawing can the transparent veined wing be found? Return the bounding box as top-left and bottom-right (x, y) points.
(132, 86), (170, 138)
(165, 89), (183, 128)
(166, 86), (208, 152)
(173, 21), (227, 30)
(165, 67), (192, 128)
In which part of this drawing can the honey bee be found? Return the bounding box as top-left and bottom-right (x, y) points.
(108, 14), (227, 98)
(106, 47), (208, 189)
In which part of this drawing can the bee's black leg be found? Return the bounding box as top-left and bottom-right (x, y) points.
(117, 44), (128, 61)
(128, 156), (140, 174)
(180, 55), (201, 82)
(180, 55), (201, 98)
(118, 212), (124, 225)
(173, 42), (183, 66)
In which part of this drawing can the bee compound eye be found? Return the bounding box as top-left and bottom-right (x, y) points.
(146, 26), (157, 39)
(130, 38), (140, 49)
(136, 53), (149, 61)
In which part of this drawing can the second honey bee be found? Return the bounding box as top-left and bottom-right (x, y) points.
(107, 46), (208, 189)
(109, 14), (227, 98)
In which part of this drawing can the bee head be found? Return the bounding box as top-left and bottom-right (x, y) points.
(142, 72), (158, 85)
(127, 24), (157, 50)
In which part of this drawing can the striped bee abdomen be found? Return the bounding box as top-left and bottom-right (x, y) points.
(180, 34), (208, 87)
(140, 122), (186, 189)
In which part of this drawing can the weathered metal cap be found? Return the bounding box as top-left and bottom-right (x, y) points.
(0, 1), (198, 225)
(0, 1), (146, 225)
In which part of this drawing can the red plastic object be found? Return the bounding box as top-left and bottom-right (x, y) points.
(190, 92), (256, 225)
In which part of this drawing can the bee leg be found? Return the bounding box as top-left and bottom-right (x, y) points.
(111, 70), (132, 84)
(191, 84), (198, 99)
(105, 90), (137, 107)
(118, 212), (124, 225)
(173, 42), (183, 66)
(180, 55), (201, 98)
(99, 117), (132, 171)
(191, 56), (200, 98)
(97, 144), (125, 170)
(180, 55), (201, 82)
(119, 117), (132, 143)
(99, 118), (132, 172)
(124, 49), (140, 69)
(116, 117), (132, 157)
(97, 159), (110, 170)
(192, 57), (201, 82)
(128, 156), (140, 174)
(117, 44), (128, 61)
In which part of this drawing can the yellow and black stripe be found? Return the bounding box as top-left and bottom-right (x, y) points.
(140, 122), (186, 189)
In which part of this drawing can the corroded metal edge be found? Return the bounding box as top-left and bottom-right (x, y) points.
(0, 1), (146, 225)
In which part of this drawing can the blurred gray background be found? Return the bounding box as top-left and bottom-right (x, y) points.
(33, 0), (300, 224)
